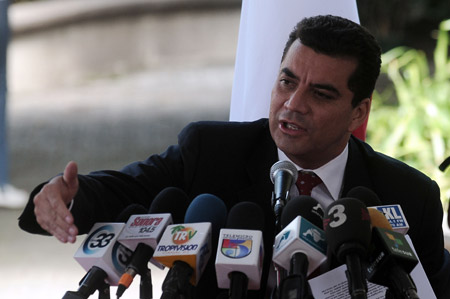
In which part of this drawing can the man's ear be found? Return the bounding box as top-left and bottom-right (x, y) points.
(349, 96), (371, 133)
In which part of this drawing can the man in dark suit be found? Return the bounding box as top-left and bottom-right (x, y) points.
(19, 15), (450, 298)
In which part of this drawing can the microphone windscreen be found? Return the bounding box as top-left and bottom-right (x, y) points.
(368, 208), (393, 230)
(226, 201), (265, 231)
(149, 187), (190, 223)
(346, 186), (381, 207)
(323, 197), (371, 260)
(184, 193), (228, 239)
(116, 204), (148, 222)
(269, 160), (298, 183)
(280, 195), (323, 228)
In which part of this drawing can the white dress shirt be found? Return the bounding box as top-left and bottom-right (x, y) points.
(277, 144), (349, 210)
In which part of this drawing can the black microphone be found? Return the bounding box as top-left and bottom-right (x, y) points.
(280, 195), (323, 229)
(366, 209), (419, 299)
(276, 196), (325, 299)
(65, 204), (147, 299)
(148, 186), (191, 223)
(154, 193), (228, 299)
(270, 160), (298, 231)
(116, 187), (190, 298)
(215, 201), (265, 299)
(346, 186), (382, 207)
(323, 197), (372, 299)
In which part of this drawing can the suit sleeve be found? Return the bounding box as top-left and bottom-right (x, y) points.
(18, 122), (204, 235)
(420, 180), (450, 298)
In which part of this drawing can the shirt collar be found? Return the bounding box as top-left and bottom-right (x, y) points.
(277, 144), (349, 200)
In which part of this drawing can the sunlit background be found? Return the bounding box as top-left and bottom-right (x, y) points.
(1, 0), (450, 298)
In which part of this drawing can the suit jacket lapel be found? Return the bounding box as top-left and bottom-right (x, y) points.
(237, 120), (278, 209)
(341, 136), (375, 196)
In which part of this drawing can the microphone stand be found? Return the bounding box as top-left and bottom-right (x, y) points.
(161, 261), (194, 299)
(384, 266), (419, 299)
(229, 271), (249, 299)
(62, 266), (110, 299)
(271, 191), (288, 299)
(140, 268), (153, 299)
(345, 253), (367, 299)
(279, 253), (313, 299)
(271, 192), (285, 237)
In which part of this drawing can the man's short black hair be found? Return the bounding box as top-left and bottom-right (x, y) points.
(282, 15), (382, 107)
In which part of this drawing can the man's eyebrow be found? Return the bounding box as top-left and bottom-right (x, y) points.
(281, 67), (342, 97)
(280, 67), (299, 80)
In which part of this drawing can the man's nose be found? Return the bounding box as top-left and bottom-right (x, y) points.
(284, 88), (309, 114)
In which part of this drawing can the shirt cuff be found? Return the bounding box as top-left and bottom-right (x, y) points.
(67, 199), (74, 211)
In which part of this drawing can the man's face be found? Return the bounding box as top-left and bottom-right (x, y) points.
(269, 40), (369, 169)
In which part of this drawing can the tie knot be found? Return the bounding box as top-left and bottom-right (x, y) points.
(296, 171), (322, 196)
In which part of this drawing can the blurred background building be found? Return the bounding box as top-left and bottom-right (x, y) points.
(2, 0), (240, 298)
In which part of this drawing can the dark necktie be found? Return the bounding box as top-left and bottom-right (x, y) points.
(296, 171), (322, 196)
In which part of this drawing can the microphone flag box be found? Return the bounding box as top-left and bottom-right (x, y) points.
(118, 213), (172, 250)
(366, 227), (418, 286)
(74, 223), (130, 285)
(272, 216), (327, 276)
(117, 213), (172, 269)
(372, 205), (409, 234)
(153, 222), (212, 285)
(215, 229), (264, 290)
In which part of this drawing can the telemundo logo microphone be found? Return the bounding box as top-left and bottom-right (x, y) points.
(215, 201), (265, 299)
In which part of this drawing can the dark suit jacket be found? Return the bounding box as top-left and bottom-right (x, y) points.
(19, 118), (450, 298)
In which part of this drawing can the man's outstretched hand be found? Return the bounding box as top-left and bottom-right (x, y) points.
(33, 161), (79, 243)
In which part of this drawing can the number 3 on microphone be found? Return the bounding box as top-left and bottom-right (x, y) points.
(327, 204), (347, 228)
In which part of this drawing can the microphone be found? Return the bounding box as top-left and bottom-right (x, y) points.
(280, 195), (324, 228)
(346, 186), (381, 207)
(66, 204), (147, 299)
(116, 187), (189, 298)
(272, 196), (326, 299)
(371, 204), (410, 234)
(367, 208), (393, 230)
(215, 201), (265, 298)
(347, 186), (410, 234)
(323, 197), (372, 299)
(153, 193), (227, 298)
(366, 209), (419, 298)
(270, 160), (298, 231)
(146, 186), (191, 223)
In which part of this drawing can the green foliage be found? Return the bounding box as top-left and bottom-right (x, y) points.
(367, 19), (450, 207)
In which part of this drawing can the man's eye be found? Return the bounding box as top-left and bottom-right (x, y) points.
(314, 90), (333, 100)
(279, 79), (295, 88)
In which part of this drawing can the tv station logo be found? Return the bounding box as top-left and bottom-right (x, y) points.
(83, 224), (117, 254)
(299, 218), (326, 254)
(374, 205), (408, 230)
(384, 231), (404, 248)
(275, 231), (290, 251)
(171, 225), (198, 244)
(127, 215), (167, 234)
(111, 242), (133, 273)
(221, 234), (253, 259)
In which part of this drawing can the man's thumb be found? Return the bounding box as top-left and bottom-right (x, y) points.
(63, 161), (79, 196)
